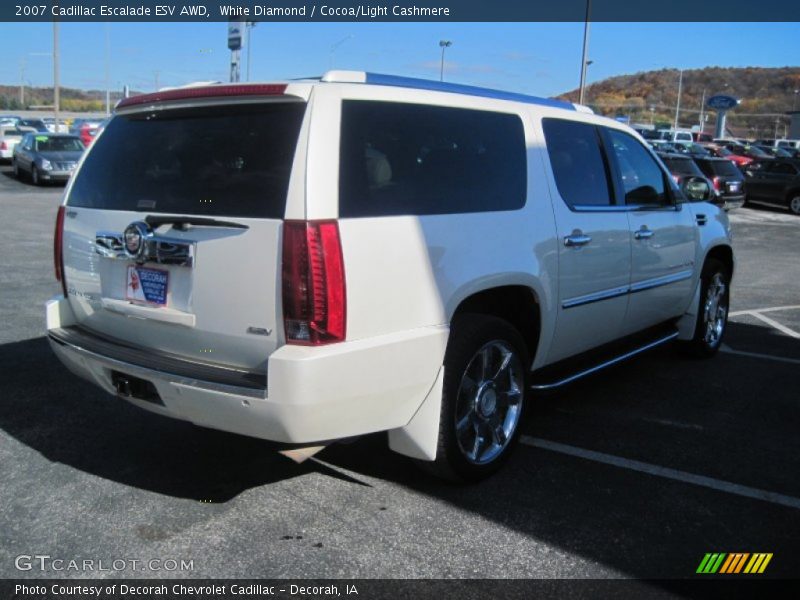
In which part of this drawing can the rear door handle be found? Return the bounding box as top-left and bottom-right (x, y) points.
(634, 227), (654, 240)
(564, 233), (592, 247)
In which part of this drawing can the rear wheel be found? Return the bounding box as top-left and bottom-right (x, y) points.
(12, 159), (19, 179)
(789, 195), (800, 216)
(418, 314), (529, 482)
(681, 259), (730, 358)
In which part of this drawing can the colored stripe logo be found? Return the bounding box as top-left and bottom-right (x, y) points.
(697, 553), (773, 574)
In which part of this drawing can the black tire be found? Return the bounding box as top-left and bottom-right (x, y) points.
(31, 166), (40, 186)
(788, 193), (800, 216)
(681, 258), (730, 358)
(12, 159), (19, 179)
(417, 313), (529, 483)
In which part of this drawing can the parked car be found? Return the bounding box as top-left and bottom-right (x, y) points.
(693, 157), (747, 210)
(671, 142), (711, 157)
(46, 73), (734, 481)
(743, 159), (800, 215)
(775, 139), (800, 151)
(703, 143), (753, 167)
(722, 143), (772, 161)
(0, 126), (26, 161)
(692, 132), (713, 143)
(16, 118), (49, 132)
(657, 152), (717, 205)
(754, 144), (798, 159)
(74, 120), (102, 146)
(11, 133), (84, 185)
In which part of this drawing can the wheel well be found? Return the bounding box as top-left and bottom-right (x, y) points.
(705, 245), (734, 279)
(786, 188), (800, 203)
(452, 286), (540, 359)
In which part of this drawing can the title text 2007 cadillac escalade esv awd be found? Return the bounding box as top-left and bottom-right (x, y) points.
(47, 72), (733, 481)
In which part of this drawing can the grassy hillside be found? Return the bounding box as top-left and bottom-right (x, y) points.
(0, 84), (127, 112)
(558, 66), (800, 137)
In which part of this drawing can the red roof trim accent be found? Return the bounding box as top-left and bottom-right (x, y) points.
(117, 84), (288, 109)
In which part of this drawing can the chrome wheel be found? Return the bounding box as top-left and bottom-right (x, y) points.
(790, 196), (800, 215)
(454, 340), (524, 465)
(702, 272), (727, 347)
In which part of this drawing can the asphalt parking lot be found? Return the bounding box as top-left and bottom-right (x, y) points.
(1, 166), (798, 583)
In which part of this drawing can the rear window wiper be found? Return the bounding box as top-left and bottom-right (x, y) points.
(144, 215), (249, 231)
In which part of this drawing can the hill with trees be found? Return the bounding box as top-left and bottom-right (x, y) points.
(558, 66), (800, 138)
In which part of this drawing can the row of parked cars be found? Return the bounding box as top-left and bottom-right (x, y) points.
(640, 133), (800, 216)
(0, 114), (107, 186)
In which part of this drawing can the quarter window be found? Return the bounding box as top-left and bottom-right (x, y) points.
(338, 101), (527, 217)
(542, 118), (612, 207)
(606, 129), (668, 205)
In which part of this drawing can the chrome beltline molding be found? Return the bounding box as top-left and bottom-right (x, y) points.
(563, 269), (694, 309)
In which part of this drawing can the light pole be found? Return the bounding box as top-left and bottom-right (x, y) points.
(104, 23), (111, 115)
(698, 87), (706, 132)
(578, 0), (592, 105)
(53, 22), (60, 133)
(439, 40), (452, 82)
(673, 68), (683, 130)
(245, 22), (256, 81)
(329, 34), (353, 70)
(794, 89), (799, 111)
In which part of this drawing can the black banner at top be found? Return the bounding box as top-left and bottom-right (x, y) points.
(3, 0), (800, 22)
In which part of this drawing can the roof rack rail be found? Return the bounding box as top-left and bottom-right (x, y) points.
(321, 70), (575, 111)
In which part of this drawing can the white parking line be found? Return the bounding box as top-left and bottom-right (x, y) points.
(729, 305), (800, 317)
(746, 312), (800, 339)
(720, 344), (800, 365)
(520, 436), (800, 510)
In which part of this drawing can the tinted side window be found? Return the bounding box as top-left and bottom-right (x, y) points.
(606, 129), (668, 205)
(338, 101), (526, 218)
(542, 118), (612, 207)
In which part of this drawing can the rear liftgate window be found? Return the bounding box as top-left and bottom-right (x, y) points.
(339, 100), (527, 217)
(67, 102), (306, 219)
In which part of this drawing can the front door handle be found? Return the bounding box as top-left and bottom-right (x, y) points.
(564, 232), (592, 247)
(634, 227), (654, 240)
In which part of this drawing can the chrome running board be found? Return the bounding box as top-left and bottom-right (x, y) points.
(530, 331), (679, 391)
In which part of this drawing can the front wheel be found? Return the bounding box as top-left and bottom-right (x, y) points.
(418, 314), (529, 482)
(681, 259), (730, 358)
(31, 166), (40, 186)
(789, 195), (800, 216)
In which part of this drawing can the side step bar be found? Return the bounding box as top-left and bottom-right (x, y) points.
(530, 331), (679, 391)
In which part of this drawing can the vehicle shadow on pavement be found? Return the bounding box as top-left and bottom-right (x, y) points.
(320, 320), (800, 579)
(0, 336), (365, 503)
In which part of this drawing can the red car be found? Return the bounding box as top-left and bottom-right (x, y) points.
(703, 144), (753, 167)
(78, 122), (100, 146)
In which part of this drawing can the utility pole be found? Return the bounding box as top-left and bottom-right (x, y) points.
(673, 68), (683, 130)
(19, 58), (25, 106)
(578, 0), (592, 105)
(698, 88), (706, 132)
(105, 23), (111, 115)
(53, 22), (60, 133)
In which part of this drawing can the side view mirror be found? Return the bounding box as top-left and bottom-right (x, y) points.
(682, 176), (711, 202)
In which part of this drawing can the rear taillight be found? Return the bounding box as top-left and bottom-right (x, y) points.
(54, 205), (67, 296)
(712, 176), (721, 191)
(282, 221), (346, 345)
(0, 141), (6, 150)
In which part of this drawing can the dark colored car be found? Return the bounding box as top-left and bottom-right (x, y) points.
(743, 160), (800, 215)
(693, 157), (746, 210)
(11, 133), (85, 185)
(755, 144), (800, 160)
(671, 142), (711, 157)
(656, 152), (716, 204)
(17, 118), (49, 132)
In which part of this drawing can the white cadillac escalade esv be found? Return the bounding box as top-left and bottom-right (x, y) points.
(46, 71), (733, 481)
